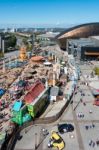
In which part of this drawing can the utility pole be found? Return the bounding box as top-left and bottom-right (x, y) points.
(35, 133), (37, 150)
(32, 33), (35, 54)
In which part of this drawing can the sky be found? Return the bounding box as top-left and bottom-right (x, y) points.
(0, 0), (99, 28)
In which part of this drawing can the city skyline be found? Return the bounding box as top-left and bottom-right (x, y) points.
(0, 0), (99, 28)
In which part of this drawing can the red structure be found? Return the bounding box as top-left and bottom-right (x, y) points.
(24, 81), (45, 104)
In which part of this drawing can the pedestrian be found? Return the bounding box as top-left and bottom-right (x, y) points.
(80, 98), (83, 102)
(42, 128), (49, 136)
(89, 110), (92, 114)
(79, 113), (81, 118)
(89, 140), (92, 146)
(82, 114), (84, 118)
(96, 140), (99, 146)
(85, 125), (88, 130)
(92, 142), (95, 147)
(77, 113), (80, 118)
(92, 124), (95, 128)
(89, 125), (92, 129)
(83, 102), (86, 106)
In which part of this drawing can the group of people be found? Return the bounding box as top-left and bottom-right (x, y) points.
(89, 139), (99, 147)
(85, 124), (95, 130)
(77, 112), (84, 118)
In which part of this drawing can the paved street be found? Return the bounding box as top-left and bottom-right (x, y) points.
(4, 50), (19, 58)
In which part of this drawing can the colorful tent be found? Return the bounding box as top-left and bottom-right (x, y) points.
(0, 88), (6, 97)
(31, 56), (44, 62)
(12, 100), (22, 111)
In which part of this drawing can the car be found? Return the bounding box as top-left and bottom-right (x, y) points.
(58, 123), (74, 134)
(17, 135), (23, 140)
(48, 131), (65, 150)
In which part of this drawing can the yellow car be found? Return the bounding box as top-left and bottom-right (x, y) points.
(48, 131), (65, 150)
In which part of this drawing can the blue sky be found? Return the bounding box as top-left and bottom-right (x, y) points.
(0, 0), (99, 27)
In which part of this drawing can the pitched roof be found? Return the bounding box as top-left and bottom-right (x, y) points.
(24, 80), (45, 104)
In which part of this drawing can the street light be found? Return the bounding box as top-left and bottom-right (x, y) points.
(35, 133), (37, 150)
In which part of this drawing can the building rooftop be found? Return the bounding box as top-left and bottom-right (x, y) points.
(24, 80), (45, 104)
(37, 32), (59, 39)
(91, 36), (99, 40)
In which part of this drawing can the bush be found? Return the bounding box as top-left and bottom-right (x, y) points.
(94, 67), (99, 75)
(0, 52), (4, 58)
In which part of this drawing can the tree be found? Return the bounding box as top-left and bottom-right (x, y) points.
(94, 67), (99, 75)
(27, 43), (33, 51)
(7, 35), (17, 47)
(0, 51), (4, 58)
(22, 38), (28, 45)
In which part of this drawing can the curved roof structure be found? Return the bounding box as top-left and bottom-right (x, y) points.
(56, 22), (99, 49)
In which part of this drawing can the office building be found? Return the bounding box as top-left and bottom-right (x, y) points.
(67, 38), (99, 60)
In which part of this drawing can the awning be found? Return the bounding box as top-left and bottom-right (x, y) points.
(31, 56), (44, 61)
(85, 52), (99, 56)
(43, 62), (52, 66)
(0, 89), (6, 96)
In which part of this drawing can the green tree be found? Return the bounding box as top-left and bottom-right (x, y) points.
(22, 38), (28, 45)
(94, 67), (99, 75)
(26, 43), (33, 51)
(7, 35), (17, 47)
(0, 51), (4, 58)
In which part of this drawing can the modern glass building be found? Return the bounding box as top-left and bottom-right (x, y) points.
(67, 38), (99, 60)
(56, 22), (99, 50)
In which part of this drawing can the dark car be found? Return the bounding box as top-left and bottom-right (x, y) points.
(58, 123), (74, 134)
(17, 135), (23, 140)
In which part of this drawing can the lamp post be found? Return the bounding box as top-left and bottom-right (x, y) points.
(35, 133), (37, 149)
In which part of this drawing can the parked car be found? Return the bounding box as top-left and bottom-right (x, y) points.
(58, 123), (74, 134)
(48, 131), (65, 150)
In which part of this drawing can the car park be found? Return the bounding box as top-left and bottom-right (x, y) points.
(58, 123), (74, 134)
(48, 131), (65, 150)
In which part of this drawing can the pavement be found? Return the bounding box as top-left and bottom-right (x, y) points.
(45, 100), (66, 118)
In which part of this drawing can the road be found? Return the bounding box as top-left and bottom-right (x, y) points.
(4, 50), (19, 58)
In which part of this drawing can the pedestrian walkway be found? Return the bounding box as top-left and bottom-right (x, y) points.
(45, 100), (66, 117)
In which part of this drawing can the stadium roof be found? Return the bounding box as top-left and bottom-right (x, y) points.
(56, 22), (99, 49)
(56, 22), (99, 39)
